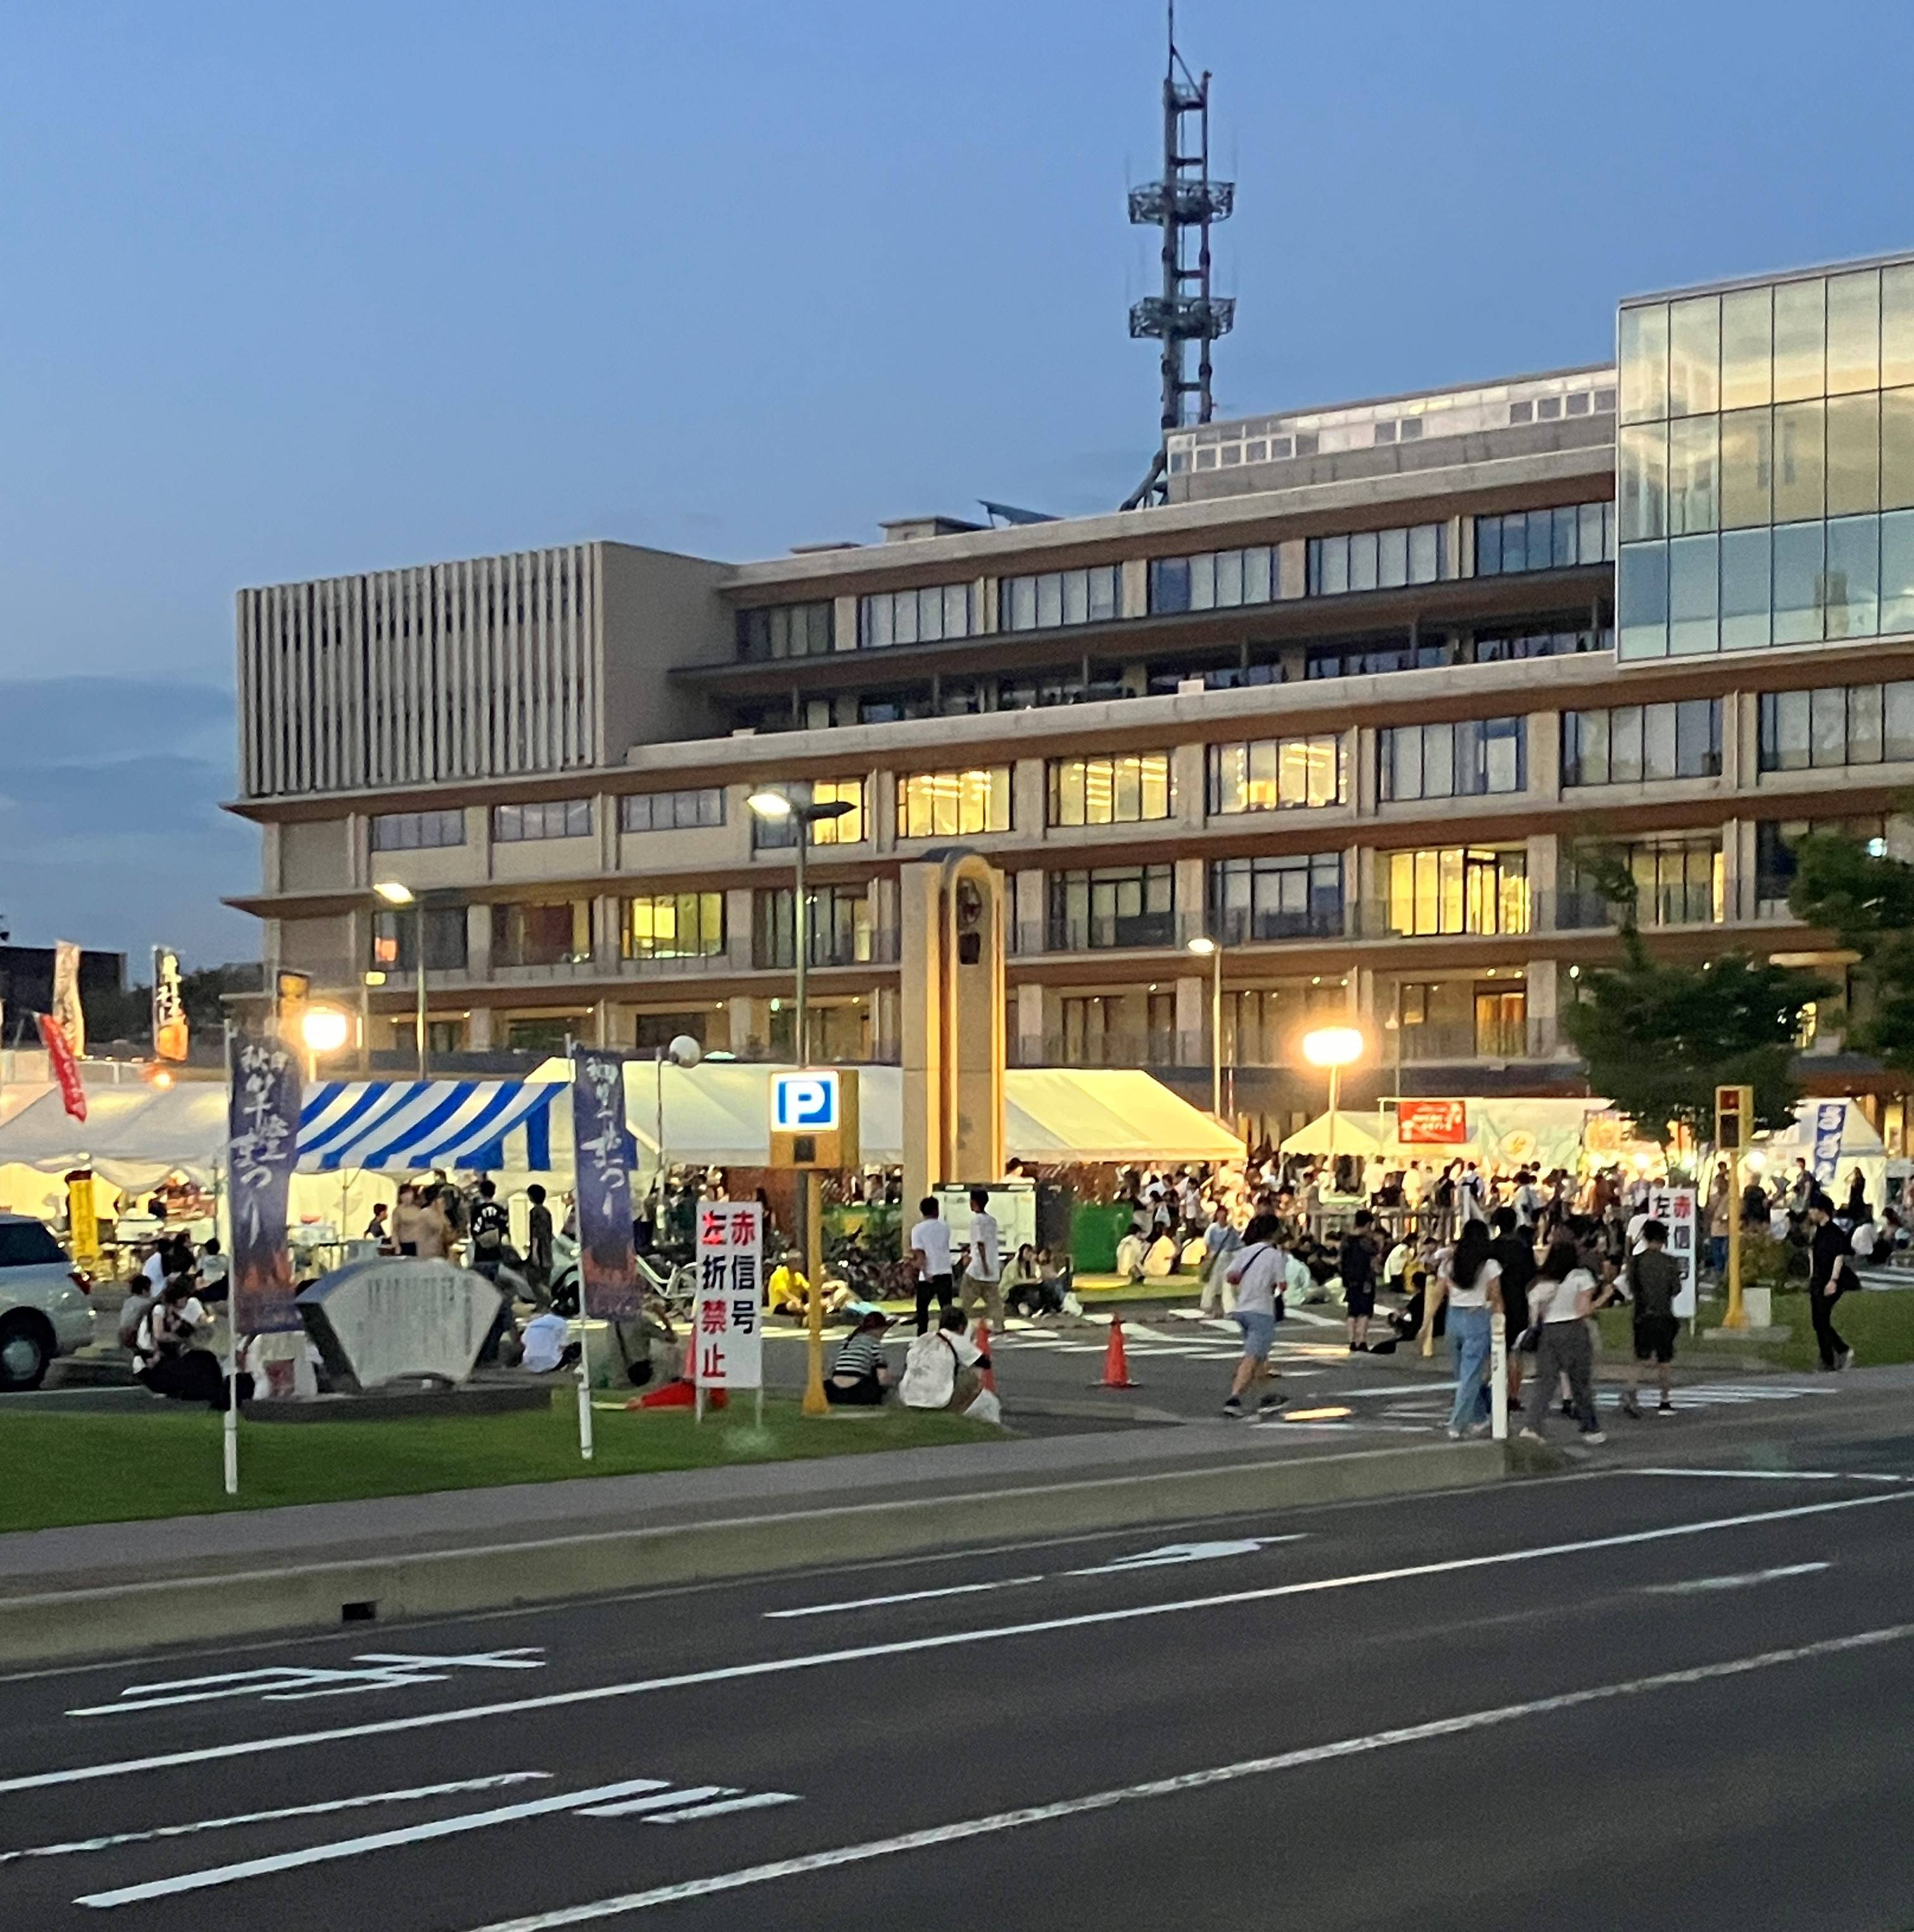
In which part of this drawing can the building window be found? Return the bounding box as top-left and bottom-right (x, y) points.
(737, 603), (834, 662)
(1208, 853), (1344, 942)
(856, 688), (933, 725)
(1306, 523), (1446, 596)
(491, 900), (592, 969)
(492, 798), (591, 843)
(1378, 718), (1525, 801)
(1046, 754), (1175, 827)
(999, 566), (1121, 631)
(749, 778), (867, 848)
(1756, 817), (1889, 906)
(619, 787), (726, 832)
(1563, 699), (1723, 786)
(621, 893), (725, 960)
(1759, 680), (1914, 771)
(896, 767), (1011, 838)
(1045, 867), (1176, 950)
(751, 886), (873, 968)
(1385, 848), (1530, 936)
(1304, 643), (1448, 679)
(370, 905), (468, 972)
(1473, 627), (1610, 663)
(858, 583), (977, 649)
(1206, 736), (1342, 815)
(1148, 544), (1287, 613)
(1566, 839), (1723, 928)
(369, 808), (465, 851)
(1473, 501), (1615, 576)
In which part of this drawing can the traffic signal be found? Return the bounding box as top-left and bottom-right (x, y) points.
(1715, 1082), (1753, 1151)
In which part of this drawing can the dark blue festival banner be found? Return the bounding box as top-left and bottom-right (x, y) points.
(572, 1046), (639, 1320)
(227, 1034), (303, 1333)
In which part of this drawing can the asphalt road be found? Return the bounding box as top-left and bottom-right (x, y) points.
(11, 1421), (1914, 1929)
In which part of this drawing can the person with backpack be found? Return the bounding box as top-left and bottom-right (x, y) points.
(469, 1178), (511, 1281)
(899, 1308), (989, 1414)
(1517, 1238), (1604, 1444)
(1806, 1193), (1858, 1372)
(1617, 1218), (1684, 1417)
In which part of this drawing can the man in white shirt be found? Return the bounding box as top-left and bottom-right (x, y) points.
(518, 1310), (573, 1374)
(908, 1196), (957, 1336)
(960, 1188), (1004, 1331)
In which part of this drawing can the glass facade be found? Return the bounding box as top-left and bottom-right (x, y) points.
(1047, 755), (1175, 827)
(492, 900), (592, 969)
(858, 584), (977, 649)
(896, 767), (1012, 837)
(1205, 736), (1342, 815)
(492, 798), (591, 842)
(1046, 867), (1176, 950)
(1759, 680), (1914, 770)
(749, 779), (866, 848)
(1384, 848), (1530, 937)
(1377, 717), (1525, 801)
(1566, 839), (1722, 927)
(1618, 259), (1914, 658)
(622, 893), (725, 960)
(1561, 699), (1722, 785)
(370, 808), (464, 851)
(1473, 501), (1615, 575)
(620, 787), (725, 832)
(752, 886), (874, 968)
(999, 566), (1121, 631)
(737, 603), (833, 662)
(1208, 853), (1345, 942)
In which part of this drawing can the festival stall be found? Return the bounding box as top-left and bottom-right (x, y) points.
(1753, 1099), (1889, 1209)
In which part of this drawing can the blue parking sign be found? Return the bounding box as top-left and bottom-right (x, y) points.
(771, 1070), (840, 1133)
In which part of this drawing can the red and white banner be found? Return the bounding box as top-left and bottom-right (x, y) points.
(52, 941), (85, 1059)
(37, 1014), (85, 1122)
(692, 1200), (763, 1390)
(1397, 1098), (1467, 1145)
(152, 947), (189, 1063)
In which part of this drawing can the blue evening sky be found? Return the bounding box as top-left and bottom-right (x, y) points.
(0, 0), (1907, 965)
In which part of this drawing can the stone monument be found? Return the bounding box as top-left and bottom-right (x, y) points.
(297, 1258), (504, 1392)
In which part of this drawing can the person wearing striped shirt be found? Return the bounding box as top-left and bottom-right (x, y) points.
(824, 1312), (895, 1406)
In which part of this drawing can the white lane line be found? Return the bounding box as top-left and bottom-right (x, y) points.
(1066, 1536), (1304, 1575)
(1630, 1467), (1914, 1484)
(576, 1787), (731, 1820)
(1644, 1563), (1832, 1595)
(766, 1576), (1048, 1619)
(642, 1792), (800, 1825)
(22, 1488), (1911, 1799)
(0, 1775), (551, 1867)
(73, 1779), (673, 1909)
(453, 1621), (1914, 1929)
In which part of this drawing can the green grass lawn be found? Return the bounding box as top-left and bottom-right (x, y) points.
(1590, 1288), (1914, 1372)
(0, 1396), (1000, 1534)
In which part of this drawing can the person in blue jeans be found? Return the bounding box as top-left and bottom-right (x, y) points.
(1441, 1219), (1503, 1438)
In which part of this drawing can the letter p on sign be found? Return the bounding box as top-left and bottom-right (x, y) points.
(768, 1069), (858, 1169)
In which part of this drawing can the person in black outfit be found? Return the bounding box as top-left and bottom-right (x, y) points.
(1489, 1205), (1539, 1409)
(1806, 1193), (1856, 1371)
(1339, 1211), (1379, 1352)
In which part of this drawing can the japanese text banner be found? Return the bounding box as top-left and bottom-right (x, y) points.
(693, 1200), (762, 1390)
(572, 1046), (639, 1322)
(228, 1035), (303, 1333)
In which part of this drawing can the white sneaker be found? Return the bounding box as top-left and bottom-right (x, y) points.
(1517, 1427), (1544, 1443)
(1446, 1426), (1465, 1440)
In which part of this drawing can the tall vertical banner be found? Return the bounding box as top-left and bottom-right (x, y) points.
(36, 1014), (86, 1122)
(1812, 1102), (1848, 1186)
(693, 1200), (763, 1392)
(571, 1046), (638, 1321)
(52, 941), (85, 1058)
(152, 947), (189, 1062)
(227, 1034), (303, 1333)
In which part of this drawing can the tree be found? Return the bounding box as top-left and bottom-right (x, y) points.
(1788, 827), (1914, 1074)
(1561, 838), (1822, 1148)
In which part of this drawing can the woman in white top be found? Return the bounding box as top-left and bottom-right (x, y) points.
(1518, 1238), (1604, 1443)
(1437, 1220), (1501, 1438)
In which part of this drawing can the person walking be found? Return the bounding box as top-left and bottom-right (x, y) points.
(1706, 1162), (1732, 1282)
(1220, 1213), (1287, 1419)
(1487, 1206), (1537, 1412)
(1198, 1200), (1241, 1315)
(1338, 1209), (1379, 1352)
(524, 1183), (555, 1298)
(1806, 1193), (1858, 1372)
(1617, 1219), (1683, 1417)
(1439, 1219), (1501, 1439)
(908, 1196), (957, 1336)
(1517, 1238), (1604, 1443)
(959, 1188), (1004, 1331)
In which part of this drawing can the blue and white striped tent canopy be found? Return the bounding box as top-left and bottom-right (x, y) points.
(297, 1080), (562, 1173)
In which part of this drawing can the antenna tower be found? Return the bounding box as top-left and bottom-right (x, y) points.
(1122, 4), (1234, 510)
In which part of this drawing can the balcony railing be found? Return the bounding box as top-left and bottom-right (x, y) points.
(750, 928), (903, 972)
(617, 949), (744, 978)
(489, 955), (601, 982)
(1392, 1016), (1565, 1064)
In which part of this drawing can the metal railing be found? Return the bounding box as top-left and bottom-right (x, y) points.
(749, 927), (902, 972)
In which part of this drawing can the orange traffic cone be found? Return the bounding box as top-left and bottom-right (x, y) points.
(1094, 1314), (1138, 1389)
(973, 1319), (997, 1394)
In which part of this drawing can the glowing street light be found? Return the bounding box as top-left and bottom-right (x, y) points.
(1301, 1024), (1365, 1172)
(301, 1007), (351, 1055)
(372, 881), (427, 1079)
(1185, 933), (1223, 1120)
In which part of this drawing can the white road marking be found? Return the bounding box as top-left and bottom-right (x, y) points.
(1066, 1536), (1304, 1574)
(18, 1487), (1910, 1800)
(765, 1576), (1048, 1619)
(642, 1792), (800, 1825)
(73, 1779), (674, 1909)
(576, 1787), (730, 1819)
(1644, 1563), (1831, 1594)
(0, 1775), (551, 1866)
(1630, 1467), (1914, 1484)
(68, 1648), (546, 1717)
(452, 1622), (1914, 1928)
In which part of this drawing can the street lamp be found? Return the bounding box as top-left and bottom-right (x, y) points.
(1185, 933), (1223, 1120)
(1301, 1024), (1365, 1173)
(373, 881), (427, 1080)
(300, 1004), (351, 1084)
(746, 789), (854, 1068)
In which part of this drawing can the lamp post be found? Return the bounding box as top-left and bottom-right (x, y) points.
(747, 788), (854, 1418)
(1301, 1024), (1365, 1174)
(299, 1005), (350, 1085)
(1185, 934), (1223, 1120)
(373, 882), (427, 1080)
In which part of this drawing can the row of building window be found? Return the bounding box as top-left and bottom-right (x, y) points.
(1473, 502), (1615, 575)
(1377, 718), (1525, 801)
(1759, 679), (1914, 772)
(998, 566), (1122, 633)
(1562, 699), (1722, 786)
(737, 602), (833, 662)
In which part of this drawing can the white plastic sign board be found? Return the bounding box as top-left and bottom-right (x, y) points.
(770, 1070), (841, 1133)
(692, 1200), (763, 1389)
(935, 1182), (1037, 1260)
(1646, 1182), (1699, 1319)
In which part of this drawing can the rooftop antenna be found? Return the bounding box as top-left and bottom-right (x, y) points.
(1121, 2), (1234, 510)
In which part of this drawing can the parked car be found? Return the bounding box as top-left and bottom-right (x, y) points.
(0, 1214), (95, 1391)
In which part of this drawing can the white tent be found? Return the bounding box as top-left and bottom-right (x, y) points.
(1280, 1110), (1391, 1159)
(1758, 1099), (1889, 1210)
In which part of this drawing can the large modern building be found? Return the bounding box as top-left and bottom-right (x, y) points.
(227, 250), (1914, 1152)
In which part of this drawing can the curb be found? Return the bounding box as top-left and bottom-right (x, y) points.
(0, 1440), (1508, 1667)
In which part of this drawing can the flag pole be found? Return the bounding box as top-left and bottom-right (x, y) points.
(221, 1020), (239, 1497)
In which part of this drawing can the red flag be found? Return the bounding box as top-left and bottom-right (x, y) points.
(37, 1014), (86, 1122)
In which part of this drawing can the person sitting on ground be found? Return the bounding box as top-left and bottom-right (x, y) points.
(899, 1307), (990, 1413)
(767, 1251), (810, 1318)
(1113, 1227), (1149, 1283)
(516, 1307), (578, 1374)
(136, 1274), (225, 1405)
(195, 1236), (229, 1305)
(825, 1311), (895, 1406)
(1004, 1243), (1060, 1319)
